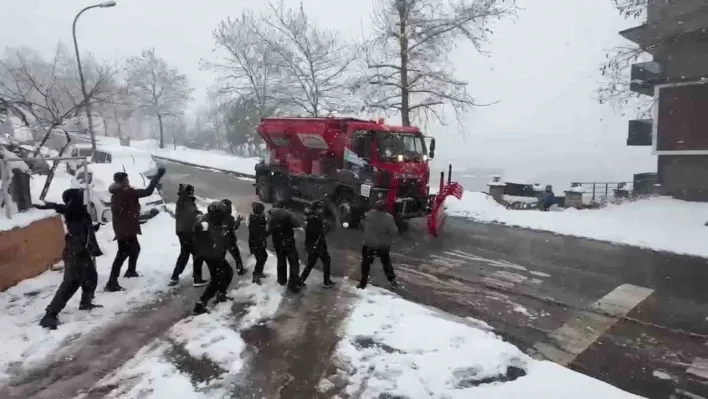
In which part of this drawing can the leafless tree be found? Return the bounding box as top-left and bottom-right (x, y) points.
(0, 44), (117, 150)
(0, 44), (117, 198)
(255, 0), (358, 116)
(611, 0), (647, 19)
(124, 48), (193, 148)
(596, 1), (656, 117)
(206, 12), (285, 118)
(597, 44), (656, 118)
(357, 0), (516, 127)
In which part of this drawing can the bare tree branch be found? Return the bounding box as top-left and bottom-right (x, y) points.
(0, 44), (118, 145)
(124, 48), (193, 148)
(255, 0), (359, 116)
(356, 0), (516, 129)
(205, 12), (287, 118)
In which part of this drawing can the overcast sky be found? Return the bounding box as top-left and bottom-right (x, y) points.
(2, 0), (657, 187)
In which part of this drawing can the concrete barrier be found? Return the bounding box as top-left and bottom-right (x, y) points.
(0, 215), (64, 291)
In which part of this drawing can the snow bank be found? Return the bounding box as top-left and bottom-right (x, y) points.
(445, 192), (708, 258)
(89, 256), (284, 398)
(151, 146), (259, 176)
(333, 288), (639, 398)
(96, 136), (259, 177)
(0, 211), (180, 383)
(91, 341), (220, 399)
(0, 170), (73, 232)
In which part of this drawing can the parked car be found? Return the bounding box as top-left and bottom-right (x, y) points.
(71, 163), (165, 223)
(65, 143), (94, 174)
(65, 144), (159, 180)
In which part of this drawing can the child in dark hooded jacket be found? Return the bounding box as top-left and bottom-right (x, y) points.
(169, 184), (207, 287)
(221, 198), (246, 276)
(34, 188), (103, 330)
(248, 201), (269, 285)
(192, 201), (234, 314)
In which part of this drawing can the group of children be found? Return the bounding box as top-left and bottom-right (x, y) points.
(171, 184), (339, 314)
(33, 177), (401, 328)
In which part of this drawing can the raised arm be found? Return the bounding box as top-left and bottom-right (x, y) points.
(33, 202), (68, 214)
(133, 167), (166, 198)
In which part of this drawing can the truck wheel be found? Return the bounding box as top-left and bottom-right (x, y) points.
(273, 183), (290, 204)
(256, 176), (272, 203)
(395, 218), (409, 234)
(329, 193), (360, 229)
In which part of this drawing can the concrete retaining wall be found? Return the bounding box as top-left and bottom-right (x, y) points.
(0, 215), (64, 291)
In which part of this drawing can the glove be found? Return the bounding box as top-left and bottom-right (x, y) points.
(157, 166), (166, 177)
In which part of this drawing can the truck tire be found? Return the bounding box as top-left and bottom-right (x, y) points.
(395, 219), (409, 234)
(328, 191), (360, 229)
(272, 181), (291, 204)
(256, 176), (272, 203)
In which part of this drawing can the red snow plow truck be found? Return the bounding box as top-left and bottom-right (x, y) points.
(253, 117), (463, 236)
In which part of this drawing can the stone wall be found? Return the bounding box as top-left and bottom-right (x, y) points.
(0, 216), (64, 291)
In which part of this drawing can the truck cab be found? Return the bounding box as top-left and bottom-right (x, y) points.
(254, 117), (436, 228)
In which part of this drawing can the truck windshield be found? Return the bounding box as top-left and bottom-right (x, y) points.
(377, 133), (426, 162)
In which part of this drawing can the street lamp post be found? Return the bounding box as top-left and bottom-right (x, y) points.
(72, 1), (117, 153)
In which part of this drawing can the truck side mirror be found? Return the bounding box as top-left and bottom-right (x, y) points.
(429, 138), (436, 159)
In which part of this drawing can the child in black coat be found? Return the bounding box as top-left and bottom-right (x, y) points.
(248, 201), (269, 285)
(221, 198), (246, 276)
(192, 201), (233, 314)
(34, 188), (104, 330)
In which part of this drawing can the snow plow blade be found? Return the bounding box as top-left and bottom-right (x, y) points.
(427, 181), (464, 237)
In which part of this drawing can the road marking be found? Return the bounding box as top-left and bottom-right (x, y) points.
(687, 358), (708, 380)
(444, 250), (528, 272)
(529, 270), (551, 278)
(533, 283), (654, 366)
(674, 389), (707, 399)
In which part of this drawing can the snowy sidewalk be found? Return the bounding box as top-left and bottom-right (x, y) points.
(83, 261), (356, 398)
(77, 276), (641, 398)
(0, 211), (182, 388)
(324, 288), (642, 398)
(445, 192), (708, 259)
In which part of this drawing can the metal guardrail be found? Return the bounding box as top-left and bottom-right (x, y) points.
(569, 181), (632, 203)
(0, 156), (89, 219)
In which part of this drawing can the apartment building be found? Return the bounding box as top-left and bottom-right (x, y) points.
(620, 0), (708, 200)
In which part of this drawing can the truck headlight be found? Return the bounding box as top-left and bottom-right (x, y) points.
(397, 154), (403, 162)
(422, 155), (428, 161)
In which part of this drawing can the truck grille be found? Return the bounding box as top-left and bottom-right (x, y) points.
(397, 180), (423, 199)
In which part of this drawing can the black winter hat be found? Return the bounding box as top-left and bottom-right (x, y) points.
(178, 184), (195, 195)
(207, 201), (226, 214)
(62, 188), (84, 205)
(113, 172), (128, 183)
(251, 201), (265, 214)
